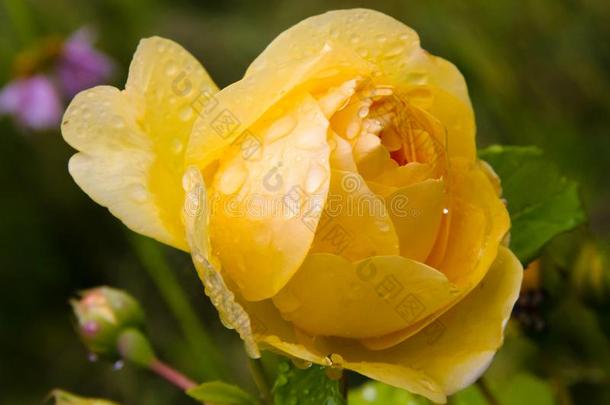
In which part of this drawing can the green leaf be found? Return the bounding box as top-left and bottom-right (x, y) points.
(494, 373), (556, 405)
(186, 381), (259, 405)
(451, 385), (489, 405)
(49, 390), (120, 405)
(272, 360), (345, 405)
(479, 145), (586, 263)
(349, 381), (430, 405)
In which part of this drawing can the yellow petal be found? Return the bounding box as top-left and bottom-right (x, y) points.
(62, 37), (218, 249)
(383, 179), (446, 262)
(361, 159), (509, 350)
(209, 93), (331, 301)
(309, 170), (399, 260)
(272, 253), (454, 338)
(182, 167), (259, 357)
(245, 9), (475, 160)
(359, 246), (522, 395)
(328, 131), (358, 172)
(186, 41), (373, 170)
(315, 78), (360, 118)
(372, 162), (435, 189)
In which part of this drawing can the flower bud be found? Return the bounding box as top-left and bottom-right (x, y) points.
(71, 286), (145, 358)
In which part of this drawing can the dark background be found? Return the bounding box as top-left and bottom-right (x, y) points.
(1, 1), (609, 404)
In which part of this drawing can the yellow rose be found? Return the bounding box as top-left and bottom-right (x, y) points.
(62, 9), (523, 402)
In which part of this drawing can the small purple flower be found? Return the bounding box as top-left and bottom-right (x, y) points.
(57, 28), (114, 99)
(0, 75), (62, 130)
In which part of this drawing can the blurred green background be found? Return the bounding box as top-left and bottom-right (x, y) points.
(1, 0), (609, 404)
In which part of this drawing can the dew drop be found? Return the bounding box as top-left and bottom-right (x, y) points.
(358, 106), (370, 118)
(291, 357), (313, 370)
(265, 116), (296, 143)
(443, 208), (449, 215)
(384, 45), (405, 58)
(324, 366), (343, 381)
(165, 61), (178, 76)
(171, 138), (184, 154)
(305, 163), (328, 193)
(406, 72), (428, 85)
(219, 162), (247, 194)
(346, 121), (361, 139)
(179, 106), (193, 121)
(113, 360), (124, 370)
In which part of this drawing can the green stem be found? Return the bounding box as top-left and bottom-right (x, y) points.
(129, 234), (226, 380)
(248, 357), (272, 405)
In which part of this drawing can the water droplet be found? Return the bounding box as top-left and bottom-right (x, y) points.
(405, 72), (428, 85)
(291, 357), (312, 369)
(171, 138), (184, 154)
(346, 121), (360, 139)
(376, 34), (388, 43)
(265, 116), (296, 143)
(113, 360), (124, 370)
(304, 164), (327, 193)
(384, 45), (405, 58)
(324, 366), (343, 381)
(329, 353), (344, 365)
(358, 106), (370, 118)
(219, 161), (247, 194)
(443, 208), (449, 215)
(130, 184), (148, 202)
(399, 33), (410, 42)
(165, 61), (178, 76)
(179, 106), (193, 121)
(419, 377), (436, 391)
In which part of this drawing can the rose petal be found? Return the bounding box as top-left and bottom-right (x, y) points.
(62, 37), (218, 249)
(308, 169), (399, 260)
(272, 253), (454, 338)
(246, 8), (476, 160)
(209, 92), (331, 301)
